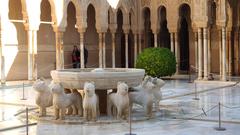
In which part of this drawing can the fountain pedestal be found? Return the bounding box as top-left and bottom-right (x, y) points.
(51, 68), (145, 115)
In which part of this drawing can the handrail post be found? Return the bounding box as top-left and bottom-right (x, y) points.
(21, 83), (27, 100)
(192, 82), (200, 100)
(214, 102), (226, 131)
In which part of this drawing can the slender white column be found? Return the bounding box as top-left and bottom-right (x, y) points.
(170, 33), (174, 52)
(80, 33), (84, 68)
(0, 28), (5, 84)
(28, 30), (33, 80)
(194, 32), (198, 73)
(222, 27), (227, 81)
(236, 31), (240, 75)
(174, 33), (179, 74)
(27, 30), (38, 81)
(55, 31), (64, 70)
(154, 33), (158, 48)
(99, 33), (103, 68)
(228, 31), (232, 76)
(198, 28), (203, 80)
(219, 30), (222, 77)
(138, 34), (142, 53)
(203, 28), (208, 80)
(0, 56), (5, 84)
(237, 31), (240, 75)
(226, 31), (229, 75)
(32, 30), (38, 80)
(125, 33), (129, 68)
(208, 29), (211, 74)
(103, 33), (106, 68)
(134, 34), (138, 66)
(112, 33), (116, 68)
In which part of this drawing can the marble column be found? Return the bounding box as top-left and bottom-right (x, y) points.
(197, 28), (203, 80)
(112, 33), (116, 68)
(219, 30), (222, 77)
(103, 33), (106, 68)
(208, 29), (211, 75)
(226, 31), (229, 75)
(154, 33), (158, 48)
(222, 27), (227, 81)
(80, 33), (85, 68)
(28, 30), (38, 81)
(235, 30), (239, 75)
(194, 32), (198, 73)
(138, 33), (142, 54)
(228, 31), (232, 76)
(98, 33), (103, 68)
(125, 33), (129, 68)
(0, 26), (5, 84)
(174, 33), (179, 74)
(170, 33), (174, 53)
(55, 31), (64, 70)
(134, 34), (138, 66)
(203, 28), (208, 80)
(33, 30), (38, 80)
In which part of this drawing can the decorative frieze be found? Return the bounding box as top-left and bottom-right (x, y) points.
(157, 0), (167, 6)
(178, 0), (192, 5)
(141, 0), (151, 7)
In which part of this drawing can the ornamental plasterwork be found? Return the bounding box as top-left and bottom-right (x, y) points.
(178, 0), (192, 5)
(157, 0), (167, 6)
(141, 0), (151, 7)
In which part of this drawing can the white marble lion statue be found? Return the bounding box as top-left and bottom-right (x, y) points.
(107, 82), (129, 120)
(33, 79), (53, 117)
(83, 82), (100, 121)
(129, 78), (155, 118)
(50, 82), (83, 120)
(150, 77), (165, 109)
(133, 76), (165, 109)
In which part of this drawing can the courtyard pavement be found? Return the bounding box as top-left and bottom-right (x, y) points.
(0, 76), (240, 135)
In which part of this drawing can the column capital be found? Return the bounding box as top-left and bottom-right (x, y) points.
(78, 27), (86, 33)
(123, 24), (130, 34)
(24, 23), (39, 31)
(97, 28), (107, 34)
(152, 29), (159, 34)
(168, 28), (177, 33)
(52, 26), (66, 33)
(109, 23), (117, 31)
(110, 28), (117, 34)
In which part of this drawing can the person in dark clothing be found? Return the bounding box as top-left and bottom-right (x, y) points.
(84, 47), (88, 68)
(72, 45), (80, 68)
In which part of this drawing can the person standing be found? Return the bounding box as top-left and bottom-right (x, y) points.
(72, 45), (80, 68)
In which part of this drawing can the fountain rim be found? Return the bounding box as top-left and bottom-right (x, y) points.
(51, 68), (145, 76)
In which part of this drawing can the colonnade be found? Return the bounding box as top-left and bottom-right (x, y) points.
(0, 21), (237, 82)
(193, 27), (233, 81)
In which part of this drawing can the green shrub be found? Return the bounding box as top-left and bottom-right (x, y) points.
(136, 47), (176, 77)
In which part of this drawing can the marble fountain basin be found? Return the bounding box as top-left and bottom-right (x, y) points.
(51, 68), (145, 90)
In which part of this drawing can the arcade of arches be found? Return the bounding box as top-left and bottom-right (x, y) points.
(0, 0), (240, 82)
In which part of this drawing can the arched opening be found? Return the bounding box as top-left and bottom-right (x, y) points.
(7, 0), (27, 80)
(37, 0), (55, 77)
(116, 9), (125, 68)
(178, 4), (191, 72)
(85, 4), (98, 68)
(158, 6), (170, 48)
(143, 7), (154, 48)
(63, 2), (80, 68)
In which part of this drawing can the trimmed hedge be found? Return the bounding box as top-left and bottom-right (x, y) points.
(136, 47), (176, 77)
